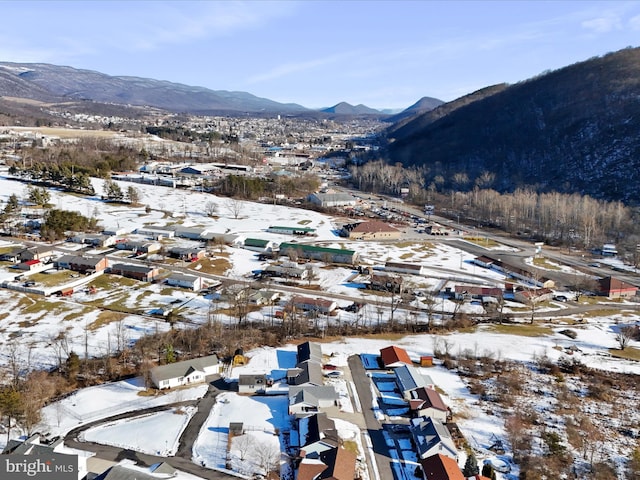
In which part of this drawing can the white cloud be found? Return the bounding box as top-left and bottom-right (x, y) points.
(245, 50), (361, 85)
(581, 14), (623, 33)
(629, 14), (640, 30)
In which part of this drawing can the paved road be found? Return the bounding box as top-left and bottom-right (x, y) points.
(347, 355), (395, 480)
(64, 375), (235, 480)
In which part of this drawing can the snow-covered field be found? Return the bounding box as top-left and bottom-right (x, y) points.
(0, 176), (638, 478)
(0, 175), (520, 371)
(81, 406), (196, 456)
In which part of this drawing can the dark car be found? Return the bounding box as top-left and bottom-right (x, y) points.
(554, 295), (568, 302)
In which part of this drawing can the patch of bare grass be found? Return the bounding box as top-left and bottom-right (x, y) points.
(87, 310), (127, 331)
(486, 323), (554, 337)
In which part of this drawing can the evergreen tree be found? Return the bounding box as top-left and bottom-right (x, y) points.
(5, 194), (19, 213)
(463, 452), (480, 477)
(481, 463), (496, 480)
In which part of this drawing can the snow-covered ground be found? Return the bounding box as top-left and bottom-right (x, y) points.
(80, 406), (196, 456)
(0, 176), (638, 478)
(37, 377), (208, 439)
(192, 392), (287, 477)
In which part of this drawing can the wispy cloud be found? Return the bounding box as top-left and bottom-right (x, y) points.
(581, 13), (623, 33)
(110, 1), (297, 52)
(245, 50), (362, 85)
(629, 14), (640, 30)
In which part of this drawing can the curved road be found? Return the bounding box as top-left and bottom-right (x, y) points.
(64, 375), (236, 480)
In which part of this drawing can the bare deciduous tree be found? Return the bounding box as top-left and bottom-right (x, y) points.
(616, 325), (636, 350)
(226, 198), (244, 219)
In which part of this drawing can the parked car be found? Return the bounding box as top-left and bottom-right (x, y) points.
(553, 295), (568, 302)
(324, 371), (343, 378)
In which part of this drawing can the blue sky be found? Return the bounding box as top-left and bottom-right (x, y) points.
(1, 1), (639, 110)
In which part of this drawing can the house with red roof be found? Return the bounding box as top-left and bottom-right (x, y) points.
(408, 386), (449, 421)
(380, 345), (413, 368)
(420, 453), (465, 480)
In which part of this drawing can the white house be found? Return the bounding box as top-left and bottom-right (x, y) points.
(150, 354), (220, 390)
(166, 273), (205, 291)
(288, 385), (338, 416)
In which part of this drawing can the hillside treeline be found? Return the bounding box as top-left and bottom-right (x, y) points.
(384, 48), (640, 205)
(348, 160), (639, 255)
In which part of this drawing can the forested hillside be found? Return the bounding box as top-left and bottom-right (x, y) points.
(384, 47), (640, 205)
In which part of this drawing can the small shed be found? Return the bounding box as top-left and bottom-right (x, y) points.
(420, 356), (433, 367)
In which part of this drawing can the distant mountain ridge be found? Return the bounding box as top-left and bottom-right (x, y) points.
(321, 102), (383, 115)
(0, 61), (423, 117)
(385, 47), (640, 205)
(0, 62), (310, 115)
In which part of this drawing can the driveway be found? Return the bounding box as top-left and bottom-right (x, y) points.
(64, 375), (235, 480)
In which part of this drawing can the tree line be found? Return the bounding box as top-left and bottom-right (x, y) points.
(348, 160), (640, 256)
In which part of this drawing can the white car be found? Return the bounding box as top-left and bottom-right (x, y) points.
(324, 371), (343, 378)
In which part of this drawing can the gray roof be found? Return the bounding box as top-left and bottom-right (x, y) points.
(410, 416), (457, 459)
(96, 464), (159, 480)
(150, 462), (177, 475)
(167, 272), (201, 283)
(297, 341), (323, 365)
(289, 385), (338, 406)
(289, 361), (324, 386)
(55, 254), (104, 267)
(151, 354), (219, 382)
(394, 364), (432, 392)
(111, 263), (157, 274)
(238, 374), (267, 386)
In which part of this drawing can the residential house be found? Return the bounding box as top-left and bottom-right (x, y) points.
(248, 289), (280, 305)
(385, 261), (426, 276)
(20, 246), (55, 262)
(287, 361), (324, 387)
(173, 226), (207, 240)
(297, 412), (338, 448)
(166, 273), (204, 291)
(597, 276), (638, 299)
(136, 226), (176, 239)
(110, 263), (161, 282)
(291, 296), (337, 315)
(2, 432), (64, 455)
(16, 259), (42, 271)
(150, 354), (220, 389)
(238, 374), (268, 394)
(263, 263), (308, 279)
(54, 254), (109, 274)
(279, 243), (359, 265)
(298, 341), (323, 364)
(380, 345), (413, 368)
(348, 221), (401, 240)
(70, 234), (116, 248)
(297, 446), (356, 480)
(420, 454), (465, 480)
(0, 246), (23, 263)
(167, 246), (206, 261)
(115, 240), (162, 254)
(289, 385), (338, 415)
(394, 365), (435, 399)
(411, 417), (458, 461)
(94, 462), (178, 480)
(408, 387), (449, 422)
(514, 288), (554, 304)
